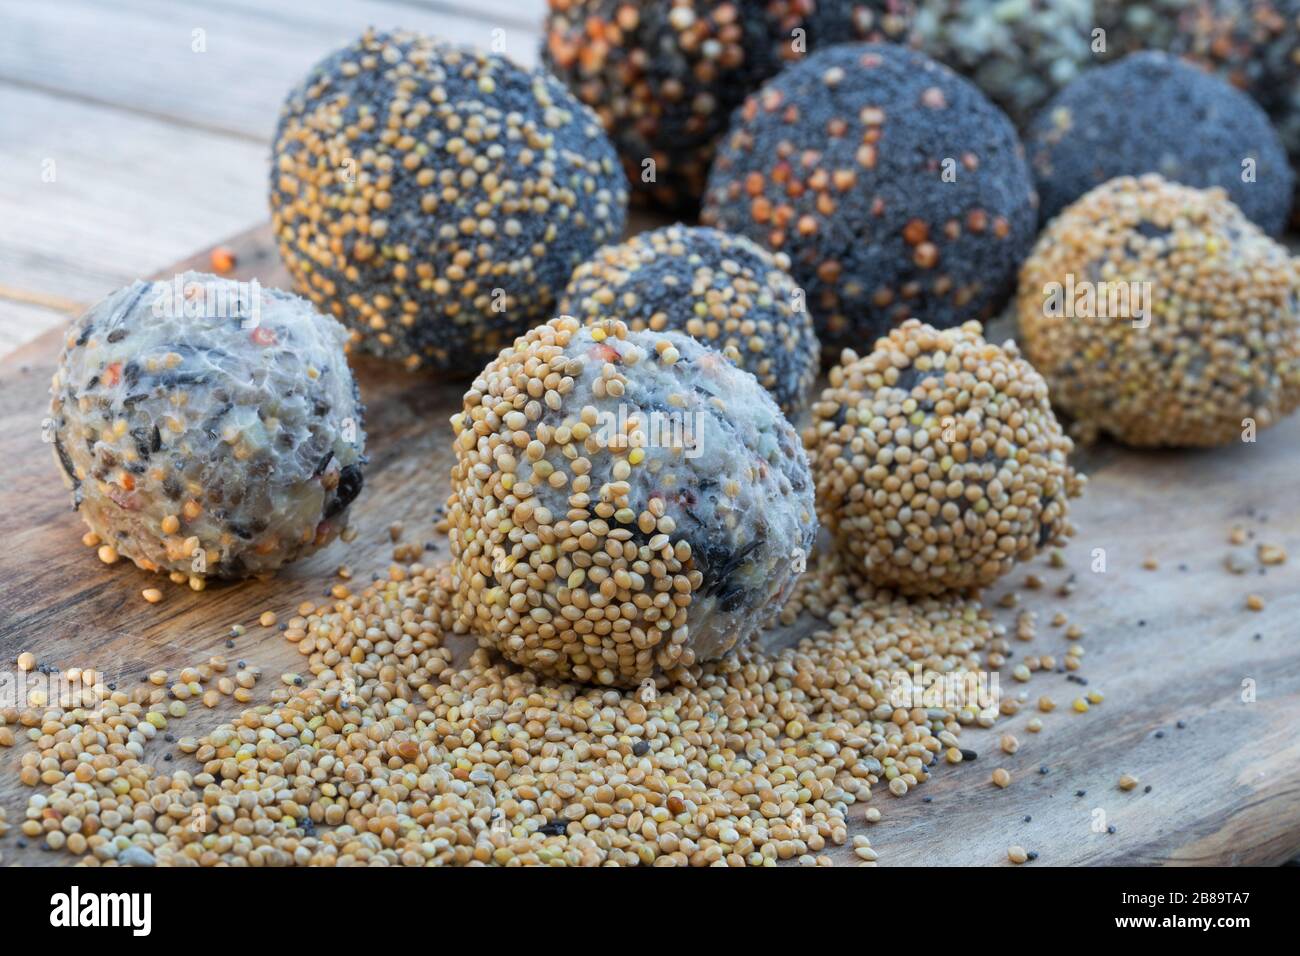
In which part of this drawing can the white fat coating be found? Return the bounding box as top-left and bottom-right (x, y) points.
(531, 326), (815, 663)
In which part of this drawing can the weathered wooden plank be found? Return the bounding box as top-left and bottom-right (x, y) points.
(0, 83), (270, 321)
(0, 222), (1297, 867)
(0, 0), (542, 142)
(0, 0), (546, 353)
(0, 297), (80, 360)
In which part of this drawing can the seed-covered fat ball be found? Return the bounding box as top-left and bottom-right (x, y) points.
(543, 0), (916, 209)
(447, 316), (817, 686)
(1176, 0), (1300, 224)
(1017, 175), (1300, 448)
(806, 319), (1083, 595)
(560, 224), (820, 417)
(49, 273), (367, 583)
(1026, 52), (1294, 235)
(912, 0), (1096, 128)
(701, 43), (1037, 357)
(270, 29), (628, 372)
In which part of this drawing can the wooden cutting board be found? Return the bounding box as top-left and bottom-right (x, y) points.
(1, 221), (1298, 867)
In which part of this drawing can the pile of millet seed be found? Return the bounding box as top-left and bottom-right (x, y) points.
(6, 542), (1013, 866)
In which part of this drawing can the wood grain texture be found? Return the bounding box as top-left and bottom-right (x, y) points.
(0, 0), (541, 142)
(0, 0), (546, 353)
(1, 223), (1298, 867)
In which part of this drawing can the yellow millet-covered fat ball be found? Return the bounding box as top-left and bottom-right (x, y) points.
(806, 319), (1084, 595)
(447, 317), (817, 686)
(1017, 174), (1300, 447)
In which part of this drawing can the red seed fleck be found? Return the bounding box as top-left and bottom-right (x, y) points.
(211, 246), (237, 274)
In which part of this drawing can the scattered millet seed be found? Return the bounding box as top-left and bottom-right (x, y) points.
(1038, 696), (1056, 712)
(17, 652), (36, 672)
(1246, 594), (1265, 612)
(992, 768), (1012, 788)
(1008, 845), (1029, 864)
(13, 542), (1012, 867)
(1013, 664), (1032, 683)
(1142, 558), (1159, 571)
(258, 611), (277, 628)
(97, 545), (119, 565)
(1229, 525), (1249, 545)
(1087, 690), (1105, 705)
(141, 588), (163, 604)
(1001, 734), (1020, 754)
(210, 246), (236, 274)
(1253, 546), (1284, 567)
(1119, 774), (1140, 791)
(1072, 698), (1090, 713)
(1026, 718), (1043, 733)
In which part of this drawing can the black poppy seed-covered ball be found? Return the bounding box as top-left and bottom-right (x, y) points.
(270, 29), (628, 373)
(1027, 51), (1294, 235)
(447, 316), (817, 687)
(543, 0), (916, 210)
(1177, 0), (1300, 222)
(49, 274), (367, 586)
(701, 43), (1037, 358)
(805, 319), (1084, 595)
(560, 225), (820, 417)
(1018, 175), (1300, 448)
